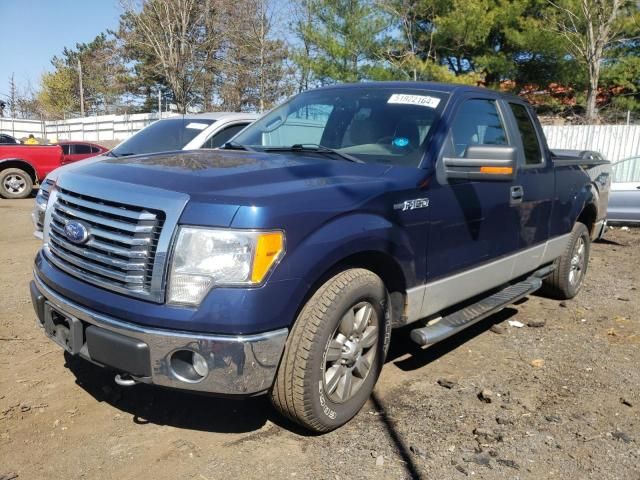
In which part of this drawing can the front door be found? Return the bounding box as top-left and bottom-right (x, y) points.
(422, 97), (521, 315)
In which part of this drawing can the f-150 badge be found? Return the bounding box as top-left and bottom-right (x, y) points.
(394, 198), (430, 211)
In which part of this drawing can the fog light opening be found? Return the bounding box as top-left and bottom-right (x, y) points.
(169, 349), (209, 383)
(192, 351), (209, 377)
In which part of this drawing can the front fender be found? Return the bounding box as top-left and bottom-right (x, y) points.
(280, 212), (418, 289)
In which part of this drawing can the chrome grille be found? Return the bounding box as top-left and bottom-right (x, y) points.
(46, 188), (165, 298)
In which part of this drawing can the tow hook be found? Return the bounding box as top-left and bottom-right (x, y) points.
(114, 373), (137, 387)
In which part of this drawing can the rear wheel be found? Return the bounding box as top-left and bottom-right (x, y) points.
(543, 222), (590, 299)
(271, 269), (390, 432)
(0, 168), (33, 199)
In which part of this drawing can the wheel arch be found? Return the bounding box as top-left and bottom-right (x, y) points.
(577, 201), (598, 237)
(0, 158), (39, 183)
(297, 250), (409, 328)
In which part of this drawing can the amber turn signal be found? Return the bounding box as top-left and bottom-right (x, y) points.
(480, 166), (513, 175)
(251, 232), (285, 283)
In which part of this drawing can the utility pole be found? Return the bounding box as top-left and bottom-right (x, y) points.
(158, 88), (161, 119)
(77, 58), (85, 117)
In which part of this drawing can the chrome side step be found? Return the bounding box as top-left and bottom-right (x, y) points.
(410, 276), (543, 346)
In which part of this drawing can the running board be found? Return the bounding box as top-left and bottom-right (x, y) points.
(410, 276), (543, 346)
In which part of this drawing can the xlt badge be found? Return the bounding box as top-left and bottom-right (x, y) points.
(394, 198), (430, 211)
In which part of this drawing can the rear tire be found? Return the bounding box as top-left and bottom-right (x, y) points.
(270, 269), (391, 432)
(543, 222), (590, 299)
(0, 168), (34, 199)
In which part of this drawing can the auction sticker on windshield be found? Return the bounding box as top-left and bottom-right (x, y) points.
(388, 94), (440, 109)
(185, 122), (209, 130)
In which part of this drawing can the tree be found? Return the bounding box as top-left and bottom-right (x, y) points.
(545, 0), (638, 120)
(38, 62), (79, 118)
(294, 0), (390, 85)
(377, 0), (480, 83)
(219, 0), (292, 111)
(119, 0), (223, 113)
(37, 33), (129, 118)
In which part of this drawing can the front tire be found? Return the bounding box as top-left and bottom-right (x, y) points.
(0, 168), (34, 199)
(271, 269), (390, 432)
(543, 222), (590, 299)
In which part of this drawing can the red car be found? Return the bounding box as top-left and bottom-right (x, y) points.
(0, 141), (107, 199)
(57, 141), (108, 163)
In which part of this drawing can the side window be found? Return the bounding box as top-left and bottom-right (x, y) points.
(73, 144), (92, 155)
(61, 145), (72, 155)
(450, 99), (508, 157)
(91, 146), (101, 153)
(510, 103), (543, 165)
(202, 123), (249, 149)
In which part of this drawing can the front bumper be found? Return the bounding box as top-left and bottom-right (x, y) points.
(30, 272), (288, 396)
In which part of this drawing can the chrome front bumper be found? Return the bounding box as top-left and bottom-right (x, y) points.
(30, 273), (288, 395)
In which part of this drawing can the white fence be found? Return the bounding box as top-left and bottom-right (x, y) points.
(0, 117), (45, 139)
(1, 114), (639, 163)
(0, 113), (174, 144)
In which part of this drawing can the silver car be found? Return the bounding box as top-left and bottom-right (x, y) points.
(609, 156), (640, 224)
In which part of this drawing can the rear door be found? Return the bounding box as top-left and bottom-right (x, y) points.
(504, 101), (554, 273)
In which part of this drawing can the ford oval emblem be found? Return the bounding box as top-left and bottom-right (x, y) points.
(64, 220), (90, 244)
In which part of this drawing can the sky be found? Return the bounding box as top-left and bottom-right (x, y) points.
(0, 0), (122, 98)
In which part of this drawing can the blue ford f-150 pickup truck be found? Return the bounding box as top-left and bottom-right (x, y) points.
(30, 82), (610, 432)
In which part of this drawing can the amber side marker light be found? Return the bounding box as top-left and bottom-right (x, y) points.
(480, 166), (513, 175)
(251, 232), (285, 283)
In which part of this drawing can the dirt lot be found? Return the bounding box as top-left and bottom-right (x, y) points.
(1, 198), (638, 480)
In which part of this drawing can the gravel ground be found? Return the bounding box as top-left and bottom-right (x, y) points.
(1, 198), (638, 480)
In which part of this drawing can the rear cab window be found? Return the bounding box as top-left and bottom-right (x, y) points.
(509, 103), (544, 166)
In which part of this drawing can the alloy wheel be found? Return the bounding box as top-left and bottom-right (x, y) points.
(322, 301), (379, 403)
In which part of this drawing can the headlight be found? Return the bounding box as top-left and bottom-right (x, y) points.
(32, 187), (50, 237)
(168, 227), (285, 305)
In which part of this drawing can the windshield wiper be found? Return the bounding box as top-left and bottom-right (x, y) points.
(223, 141), (254, 152)
(264, 144), (364, 163)
(110, 152), (136, 157)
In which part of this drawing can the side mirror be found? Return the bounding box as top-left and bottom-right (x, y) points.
(443, 145), (517, 181)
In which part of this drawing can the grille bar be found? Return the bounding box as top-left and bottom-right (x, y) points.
(56, 191), (157, 221)
(54, 202), (155, 234)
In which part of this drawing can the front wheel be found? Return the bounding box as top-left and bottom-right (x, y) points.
(271, 269), (390, 432)
(543, 222), (590, 299)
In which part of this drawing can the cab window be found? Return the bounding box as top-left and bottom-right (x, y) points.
(450, 99), (508, 157)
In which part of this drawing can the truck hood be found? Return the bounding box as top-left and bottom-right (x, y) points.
(54, 150), (396, 228)
(63, 149), (390, 202)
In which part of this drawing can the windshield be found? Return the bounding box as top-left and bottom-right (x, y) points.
(232, 87), (448, 166)
(111, 118), (215, 156)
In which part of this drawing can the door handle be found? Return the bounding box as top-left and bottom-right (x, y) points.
(510, 186), (524, 204)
